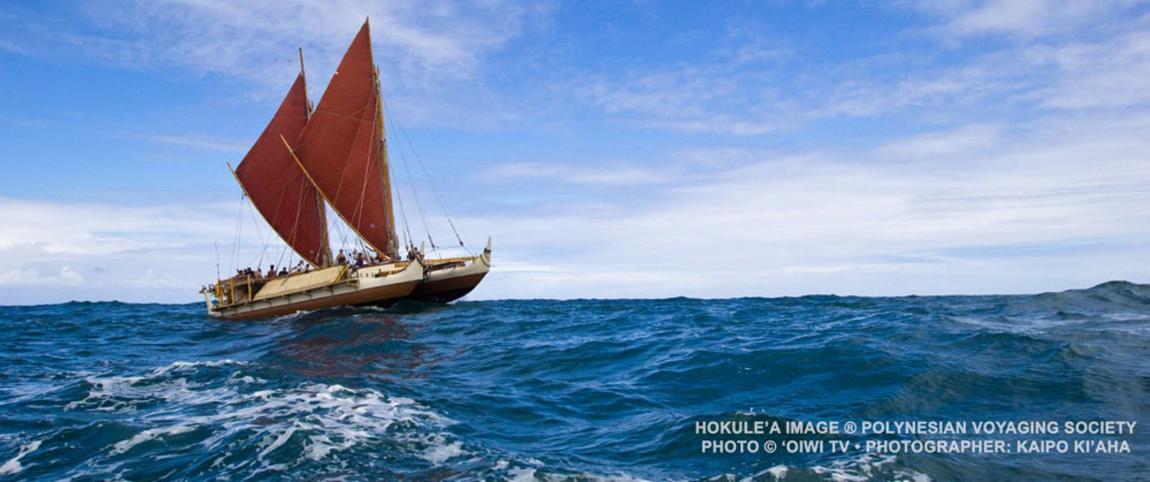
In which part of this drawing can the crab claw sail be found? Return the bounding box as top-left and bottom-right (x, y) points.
(289, 20), (399, 260)
(233, 71), (331, 267)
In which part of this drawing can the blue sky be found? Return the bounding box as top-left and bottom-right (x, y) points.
(2, 0), (1149, 304)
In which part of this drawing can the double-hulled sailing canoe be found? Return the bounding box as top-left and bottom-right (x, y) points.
(201, 19), (490, 320)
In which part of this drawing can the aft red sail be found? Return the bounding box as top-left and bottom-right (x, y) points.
(292, 20), (398, 259)
(234, 73), (331, 267)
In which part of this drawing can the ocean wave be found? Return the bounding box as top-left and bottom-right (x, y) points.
(701, 454), (933, 482)
(43, 360), (463, 479)
(2, 284), (1148, 480)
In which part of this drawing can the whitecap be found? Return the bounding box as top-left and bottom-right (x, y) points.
(369, 427), (472, 470)
(258, 425), (298, 459)
(111, 425), (195, 455)
(0, 440), (42, 475)
(508, 467), (537, 482)
(741, 465), (788, 481)
(63, 359), (459, 477)
(422, 440), (463, 464)
(163, 359), (246, 372)
(809, 453), (932, 482)
(65, 360), (248, 412)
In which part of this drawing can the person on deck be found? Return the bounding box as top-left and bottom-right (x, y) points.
(336, 249), (347, 265)
(354, 252), (366, 268)
(266, 265), (276, 278)
(278, 266), (289, 277)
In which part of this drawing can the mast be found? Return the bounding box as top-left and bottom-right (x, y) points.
(374, 65), (400, 260)
(299, 47), (333, 266)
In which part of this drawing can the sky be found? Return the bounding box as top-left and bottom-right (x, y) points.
(1, 0), (1149, 304)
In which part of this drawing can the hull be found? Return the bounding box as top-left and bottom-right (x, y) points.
(408, 243), (492, 303)
(409, 271), (488, 303)
(208, 260), (423, 320)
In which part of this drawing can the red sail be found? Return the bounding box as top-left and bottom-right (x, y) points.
(235, 74), (330, 267)
(292, 20), (397, 259)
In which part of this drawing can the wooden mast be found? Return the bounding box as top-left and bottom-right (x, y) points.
(374, 64), (400, 261)
(298, 47), (332, 267)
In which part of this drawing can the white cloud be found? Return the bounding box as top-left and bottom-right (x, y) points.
(0, 197), (250, 304)
(485, 161), (676, 187)
(575, 59), (786, 136)
(147, 134), (248, 154)
(571, 2), (1150, 137)
(467, 111), (1150, 299)
(1027, 28), (1150, 109)
(917, 0), (1140, 39)
(0, 266), (84, 288)
(0, 198), (230, 257)
(0, 0), (548, 127)
(78, 0), (543, 85)
(874, 124), (1002, 160)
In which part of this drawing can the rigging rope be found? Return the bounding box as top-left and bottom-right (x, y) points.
(385, 101), (471, 253)
(387, 112), (434, 252)
(328, 206), (351, 256)
(393, 171), (415, 252)
(230, 193), (246, 274)
(275, 243), (288, 270)
(244, 199), (276, 269)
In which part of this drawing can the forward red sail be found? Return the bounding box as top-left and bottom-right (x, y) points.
(292, 20), (398, 259)
(234, 73), (331, 267)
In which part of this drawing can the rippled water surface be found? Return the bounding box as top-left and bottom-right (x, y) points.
(1, 282), (1148, 480)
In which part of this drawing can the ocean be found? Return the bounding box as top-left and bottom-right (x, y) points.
(1, 281), (1147, 481)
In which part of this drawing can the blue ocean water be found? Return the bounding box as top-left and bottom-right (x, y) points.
(1, 282), (1148, 481)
